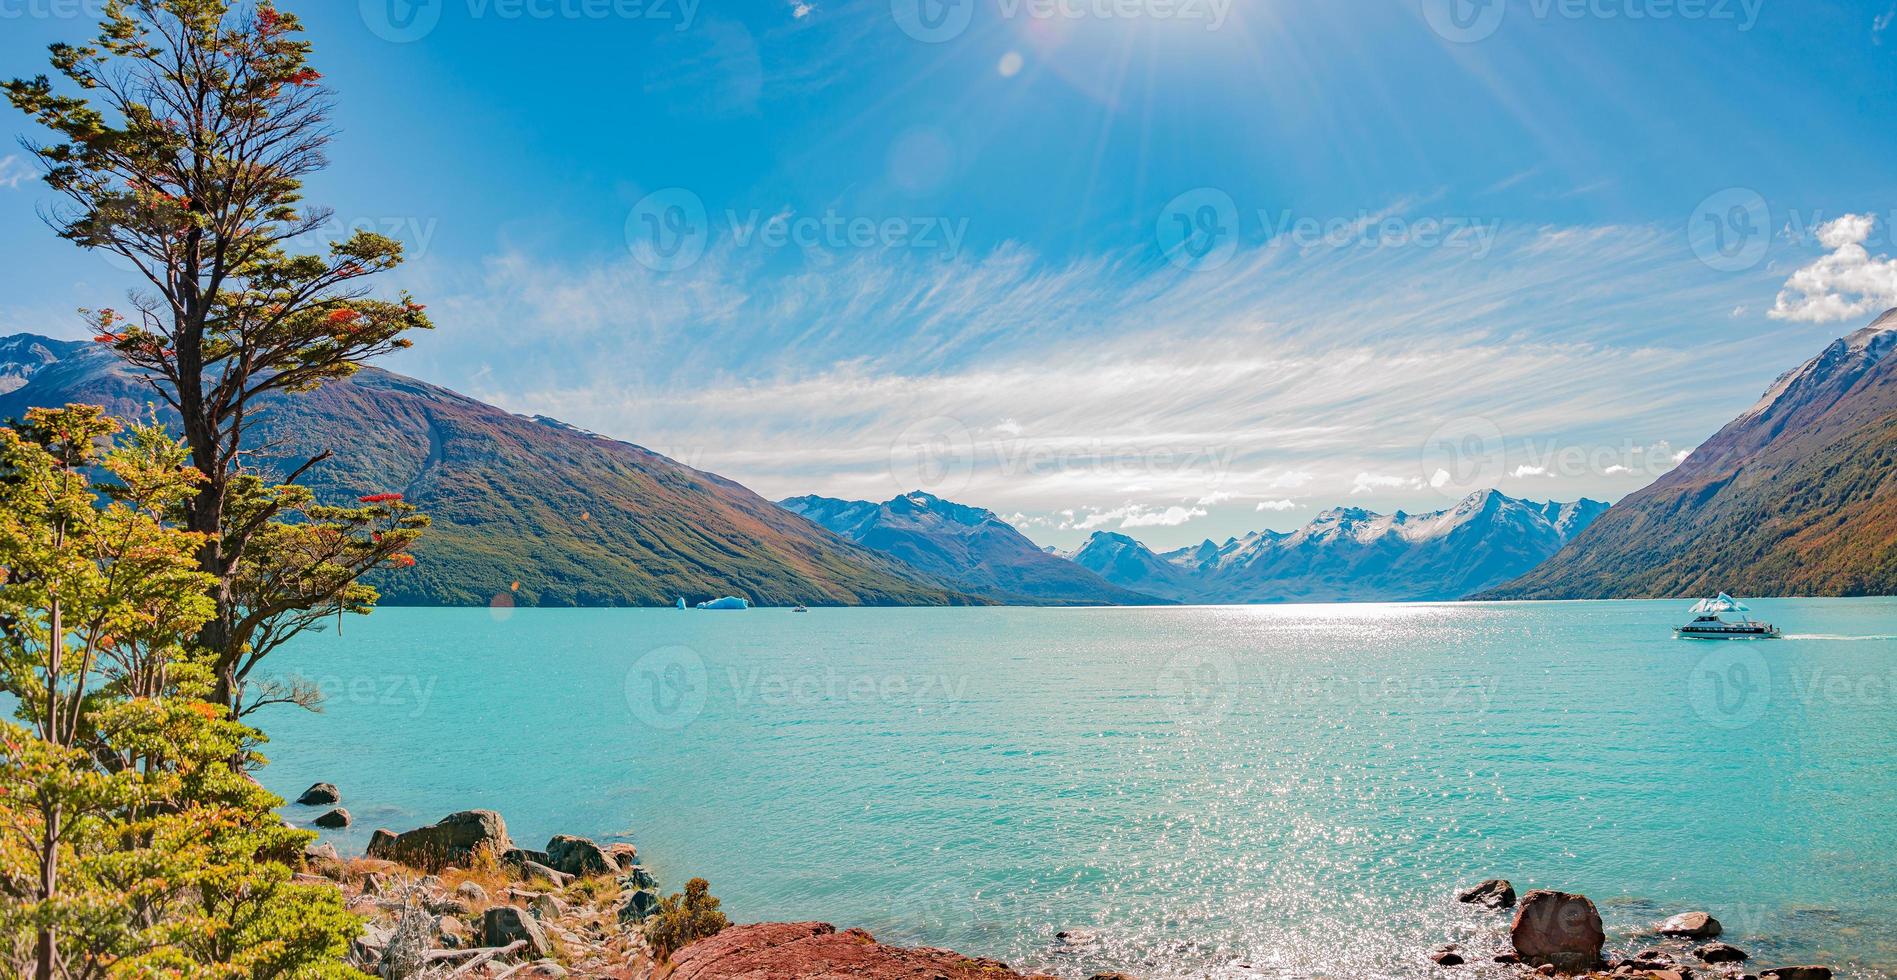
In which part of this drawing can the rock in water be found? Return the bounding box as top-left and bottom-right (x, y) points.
(482, 905), (551, 959)
(365, 810), (512, 867)
(1658, 911), (1722, 938)
(1457, 879), (1517, 909)
(1509, 890), (1605, 971)
(1696, 942), (1748, 963)
(605, 842), (639, 872)
(312, 807), (351, 829)
(1427, 945), (1465, 965)
(296, 782), (340, 805)
(545, 834), (616, 877)
(1759, 969), (1834, 980)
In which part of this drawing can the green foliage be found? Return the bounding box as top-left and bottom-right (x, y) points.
(0, 406), (363, 978)
(643, 877), (730, 962)
(4, 0), (432, 713)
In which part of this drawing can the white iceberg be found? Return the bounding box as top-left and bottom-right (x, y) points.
(696, 596), (750, 610)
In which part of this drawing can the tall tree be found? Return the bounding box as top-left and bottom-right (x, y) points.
(5, 1), (430, 714)
(0, 406), (359, 980)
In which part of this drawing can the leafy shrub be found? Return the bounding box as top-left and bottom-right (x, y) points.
(643, 878), (730, 961)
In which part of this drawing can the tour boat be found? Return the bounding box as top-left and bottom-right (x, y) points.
(1675, 593), (1781, 639)
(793, 603), (809, 612)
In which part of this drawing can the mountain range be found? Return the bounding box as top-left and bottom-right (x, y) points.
(0, 335), (972, 607)
(1064, 490), (1607, 603)
(1482, 309), (1897, 599)
(779, 491), (1163, 605)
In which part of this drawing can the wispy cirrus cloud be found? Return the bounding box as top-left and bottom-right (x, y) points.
(0, 155), (35, 190)
(386, 207), (1791, 549)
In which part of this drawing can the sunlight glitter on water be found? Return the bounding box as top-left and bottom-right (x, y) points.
(260, 600), (1897, 978)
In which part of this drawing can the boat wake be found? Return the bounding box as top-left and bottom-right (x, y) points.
(1779, 633), (1897, 642)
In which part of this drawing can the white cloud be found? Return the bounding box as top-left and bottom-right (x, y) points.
(0, 155), (34, 190)
(1769, 214), (1897, 323)
(1603, 464), (1633, 476)
(1122, 505), (1207, 528)
(1069, 503), (1207, 530)
(1255, 499), (1297, 511)
(1350, 473), (1423, 495)
(1511, 464), (1551, 478)
(790, 1), (816, 17)
(1196, 491), (1233, 505)
(1877, 4), (1895, 42)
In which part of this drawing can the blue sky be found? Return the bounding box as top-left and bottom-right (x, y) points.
(4, 0), (1897, 549)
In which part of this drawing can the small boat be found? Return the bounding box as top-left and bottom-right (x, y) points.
(1675, 593), (1781, 639)
(793, 603), (809, 613)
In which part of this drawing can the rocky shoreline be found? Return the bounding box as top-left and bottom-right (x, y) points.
(292, 788), (1845, 980)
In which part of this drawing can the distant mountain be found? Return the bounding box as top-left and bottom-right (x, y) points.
(0, 334), (974, 607)
(1483, 309), (1897, 599)
(779, 491), (1163, 605)
(1070, 490), (1608, 603)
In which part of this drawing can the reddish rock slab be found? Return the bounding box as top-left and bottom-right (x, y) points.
(660, 922), (1058, 980)
(1509, 890), (1605, 972)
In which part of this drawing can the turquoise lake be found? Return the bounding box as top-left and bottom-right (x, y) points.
(258, 600), (1897, 978)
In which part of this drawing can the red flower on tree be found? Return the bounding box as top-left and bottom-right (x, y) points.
(287, 68), (322, 87)
(358, 493), (404, 504)
(326, 308), (359, 324)
(389, 554), (417, 568)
